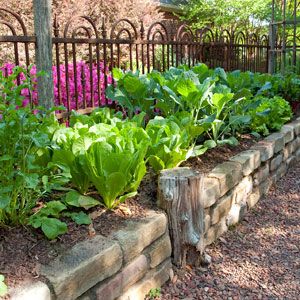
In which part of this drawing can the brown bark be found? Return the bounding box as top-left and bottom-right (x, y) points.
(158, 167), (205, 268)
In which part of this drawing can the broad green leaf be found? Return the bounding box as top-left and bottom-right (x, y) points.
(46, 201), (67, 217)
(28, 215), (42, 229)
(123, 75), (147, 98)
(128, 161), (147, 192)
(65, 190), (100, 210)
(103, 172), (127, 208)
(32, 132), (50, 147)
(214, 67), (227, 82)
(41, 218), (68, 240)
(24, 173), (40, 190)
(192, 145), (208, 157)
(176, 78), (197, 98)
(72, 136), (93, 155)
(218, 136), (239, 146)
(69, 211), (92, 225)
(229, 115), (251, 125)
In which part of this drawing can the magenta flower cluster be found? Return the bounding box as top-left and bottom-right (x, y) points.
(1, 62), (113, 109)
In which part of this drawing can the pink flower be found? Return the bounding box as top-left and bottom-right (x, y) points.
(1, 62), (113, 110)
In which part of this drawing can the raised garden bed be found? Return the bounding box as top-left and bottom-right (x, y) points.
(3, 117), (300, 300)
(1, 40), (300, 300)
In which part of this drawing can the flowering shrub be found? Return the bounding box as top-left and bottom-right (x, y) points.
(0, 62), (113, 109)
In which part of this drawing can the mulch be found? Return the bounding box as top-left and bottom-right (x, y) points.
(161, 162), (300, 300)
(0, 134), (259, 294)
(182, 134), (258, 174)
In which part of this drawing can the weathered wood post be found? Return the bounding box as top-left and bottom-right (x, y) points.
(33, 0), (54, 109)
(158, 167), (205, 268)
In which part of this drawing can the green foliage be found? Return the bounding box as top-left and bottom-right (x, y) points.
(146, 115), (201, 172)
(246, 96), (292, 135)
(84, 125), (150, 208)
(270, 72), (300, 102)
(28, 197), (93, 239)
(65, 190), (100, 210)
(204, 90), (251, 145)
(1, 63), (295, 240)
(28, 201), (68, 239)
(51, 126), (92, 194)
(0, 67), (61, 226)
(179, 0), (272, 32)
(147, 287), (161, 299)
(52, 117), (150, 209)
(106, 69), (159, 121)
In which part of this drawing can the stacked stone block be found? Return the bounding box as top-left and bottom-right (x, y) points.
(11, 211), (172, 300)
(202, 118), (300, 246)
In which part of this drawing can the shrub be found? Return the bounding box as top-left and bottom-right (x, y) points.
(1, 62), (113, 109)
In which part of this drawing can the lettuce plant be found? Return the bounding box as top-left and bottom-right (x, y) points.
(52, 120), (150, 209)
(145, 114), (207, 172)
(84, 125), (150, 208)
(247, 96), (292, 135)
(146, 116), (191, 172)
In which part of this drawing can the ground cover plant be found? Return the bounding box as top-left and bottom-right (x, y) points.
(0, 63), (294, 241)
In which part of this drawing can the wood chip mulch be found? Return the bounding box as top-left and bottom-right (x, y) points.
(161, 162), (300, 300)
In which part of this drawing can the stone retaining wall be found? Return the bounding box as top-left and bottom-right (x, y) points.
(11, 211), (172, 300)
(202, 118), (300, 246)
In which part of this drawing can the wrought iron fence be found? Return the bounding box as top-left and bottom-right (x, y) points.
(0, 7), (270, 115)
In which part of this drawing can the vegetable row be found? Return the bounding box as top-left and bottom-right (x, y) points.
(0, 64), (294, 239)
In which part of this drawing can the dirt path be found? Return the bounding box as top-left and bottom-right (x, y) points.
(161, 163), (300, 300)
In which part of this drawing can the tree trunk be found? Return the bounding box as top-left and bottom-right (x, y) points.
(158, 167), (205, 268)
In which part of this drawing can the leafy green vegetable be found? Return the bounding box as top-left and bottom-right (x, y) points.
(28, 200), (68, 239)
(84, 126), (150, 208)
(0, 67), (61, 226)
(247, 96), (292, 135)
(41, 218), (68, 240)
(106, 69), (158, 121)
(146, 115), (202, 172)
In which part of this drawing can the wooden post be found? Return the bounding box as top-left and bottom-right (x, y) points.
(33, 0), (54, 109)
(268, 0), (276, 74)
(268, 24), (277, 74)
(158, 167), (205, 268)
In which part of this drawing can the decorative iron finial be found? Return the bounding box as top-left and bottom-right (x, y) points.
(53, 14), (59, 37)
(140, 20), (145, 40)
(101, 16), (107, 39)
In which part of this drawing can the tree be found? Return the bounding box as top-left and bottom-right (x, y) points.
(179, 0), (273, 32)
(0, 0), (164, 35)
